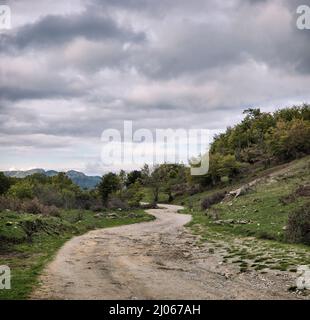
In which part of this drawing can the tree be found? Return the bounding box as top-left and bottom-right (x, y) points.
(8, 181), (34, 199)
(141, 165), (162, 204)
(142, 164), (187, 204)
(126, 170), (142, 187)
(266, 119), (310, 161)
(61, 189), (76, 209)
(0, 173), (11, 195)
(118, 170), (127, 190)
(121, 181), (144, 208)
(98, 173), (120, 206)
(243, 108), (261, 119)
(157, 164), (187, 202)
(25, 173), (50, 185)
(52, 172), (71, 186)
(140, 164), (150, 185)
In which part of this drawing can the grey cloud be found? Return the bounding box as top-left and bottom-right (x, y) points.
(0, 84), (83, 101)
(91, 0), (310, 78)
(0, 10), (145, 52)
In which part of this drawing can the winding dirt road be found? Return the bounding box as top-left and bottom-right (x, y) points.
(31, 204), (301, 300)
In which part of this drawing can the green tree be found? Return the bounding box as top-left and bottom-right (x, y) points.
(267, 119), (310, 160)
(122, 181), (144, 208)
(126, 170), (142, 187)
(8, 181), (34, 199)
(98, 173), (120, 206)
(52, 173), (75, 190)
(0, 173), (11, 195)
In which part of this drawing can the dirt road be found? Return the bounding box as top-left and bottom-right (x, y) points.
(31, 204), (301, 299)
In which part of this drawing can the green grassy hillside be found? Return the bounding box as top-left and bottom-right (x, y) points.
(175, 156), (310, 275)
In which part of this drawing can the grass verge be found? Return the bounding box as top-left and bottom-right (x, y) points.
(0, 209), (154, 299)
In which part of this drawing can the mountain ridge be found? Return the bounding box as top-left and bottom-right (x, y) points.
(3, 169), (101, 190)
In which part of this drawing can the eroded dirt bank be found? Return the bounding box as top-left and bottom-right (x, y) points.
(31, 204), (303, 299)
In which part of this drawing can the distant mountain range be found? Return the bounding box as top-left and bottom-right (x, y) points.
(3, 169), (101, 190)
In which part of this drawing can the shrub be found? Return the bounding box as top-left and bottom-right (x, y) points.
(0, 195), (22, 212)
(34, 184), (63, 207)
(21, 198), (43, 214)
(89, 200), (105, 212)
(108, 197), (128, 210)
(201, 191), (226, 210)
(75, 192), (93, 210)
(20, 218), (46, 241)
(0, 195), (8, 211)
(286, 204), (310, 245)
(257, 231), (277, 241)
(280, 184), (310, 205)
(189, 184), (202, 196)
(41, 205), (60, 217)
(0, 196), (62, 216)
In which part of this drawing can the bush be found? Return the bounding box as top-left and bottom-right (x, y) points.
(89, 200), (105, 212)
(108, 197), (128, 210)
(34, 184), (63, 207)
(0, 195), (22, 212)
(189, 184), (202, 196)
(20, 218), (46, 241)
(280, 184), (310, 205)
(75, 192), (93, 210)
(0, 195), (8, 211)
(286, 204), (310, 245)
(21, 198), (43, 214)
(0, 195), (61, 216)
(42, 205), (60, 217)
(201, 191), (226, 210)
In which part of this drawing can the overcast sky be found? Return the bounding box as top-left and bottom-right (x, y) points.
(0, 0), (309, 175)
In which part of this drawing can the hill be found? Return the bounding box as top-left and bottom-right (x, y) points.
(174, 156), (310, 275)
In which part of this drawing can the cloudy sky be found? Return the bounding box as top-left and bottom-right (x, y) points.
(0, 0), (309, 175)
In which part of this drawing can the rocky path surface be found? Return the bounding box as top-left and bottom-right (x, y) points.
(31, 204), (302, 299)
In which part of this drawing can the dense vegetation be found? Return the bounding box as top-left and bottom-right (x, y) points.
(192, 104), (310, 187)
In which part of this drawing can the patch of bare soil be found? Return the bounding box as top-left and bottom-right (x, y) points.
(31, 205), (306, 300)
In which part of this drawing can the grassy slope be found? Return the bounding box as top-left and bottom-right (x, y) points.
(0, 209), (154, 300)
(175, 156), (310, 274)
